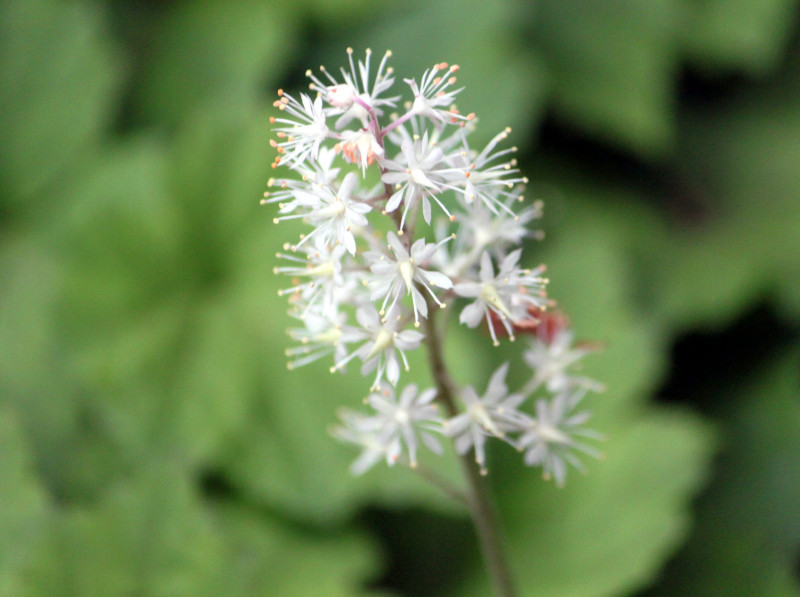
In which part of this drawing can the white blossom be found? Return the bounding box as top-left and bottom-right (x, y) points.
(273, 241), (348, 318)
(405, 62), (472, 128)
(441, 198), (543, 278)
(272, 172), (370, 255)
(306, 47), (400, 129)
(270, 90), (331, 168)
(443, 363), (529, 474)
(337, 128), (384, 173)
(331, 384), (443, 473)
(267, 49), (601, 483)
(523, 328), (604, 394)
(382, 131), (463, 227)
(517, 388), (603, 487)
(365, 231), (453, 325)
(330, 409), (387, 475)
(284, 310), (347, 370)
(454, 250), (548, 345)
(332, 305), (424, 388)
(447, 127), (529, 215)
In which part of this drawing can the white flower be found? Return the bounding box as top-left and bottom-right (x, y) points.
(517, 388), (603, 487)
(369, 384), (443, 467)
(331, 384), (443, 474)
(284, 310), (347, 370)
(307, 173), (371, 255)
(382, 132), (455, 227)
(405, 62), (472, 129)
(273, 241), (348, 318)
(446, 127), (528, 215)
(337, 129), (384, 173)
(464, 199), (537, 252)
(273, 172), (370, 255)
(442, 198), (543, 279)
(266, 52), (603, 485)
(454, 250), (548, 345)
(332, 305), (424, 388)
(262, 149), (343, 226)
(330, 409), (386, 475)
(270, 90), (331, 168)
(443, 363), (529, 474)
(293, 145), (342, 186)
(327, 83), (357, 110)
(523, 328), (604, 393)
(306, 47), (400, 129)
(365, 231), (453, 325)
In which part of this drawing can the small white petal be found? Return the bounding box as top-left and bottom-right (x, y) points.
(459, 302), (485, 327)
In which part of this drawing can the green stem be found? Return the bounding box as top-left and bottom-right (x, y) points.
(423, 302), (517, 597)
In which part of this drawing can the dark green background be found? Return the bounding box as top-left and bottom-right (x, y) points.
(2, 1), (799, 595)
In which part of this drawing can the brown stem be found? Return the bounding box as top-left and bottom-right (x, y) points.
(423, 302), (517, 597)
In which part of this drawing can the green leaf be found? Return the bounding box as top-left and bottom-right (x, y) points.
(0, 233), (108, 503)
(135, 0), (297, 125)
(0, 0), (121, 206)
(654, 51), (800, 328)
(457, 412), (712, 597)
(45, 104), (448, 524)
(681, 0), (799, 75)
(22, 467), (223, 597)
(0, 235), (65, 403)
(529, 0), (681, 157)
(17, 465), (388, 597)
(0, 408), (49, 597)
(40, 109), (275, 495)
(776, 260), (800, 322)
(213, 505), (390, 597)
(646, 348), (800, 596)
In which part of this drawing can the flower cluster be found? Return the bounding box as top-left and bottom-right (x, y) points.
(266, 48), (603, 486)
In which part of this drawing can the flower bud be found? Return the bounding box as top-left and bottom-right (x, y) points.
(327, 84), (357, 109)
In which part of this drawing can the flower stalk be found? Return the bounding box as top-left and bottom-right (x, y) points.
(424, 299), (517, 597)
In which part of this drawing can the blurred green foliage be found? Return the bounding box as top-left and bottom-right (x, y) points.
(1, 0), (799, 595)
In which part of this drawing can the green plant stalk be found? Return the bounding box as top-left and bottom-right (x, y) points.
(423, 300), (517, 597)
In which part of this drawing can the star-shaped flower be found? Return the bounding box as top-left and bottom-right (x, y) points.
(365, 231), (453, 325)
